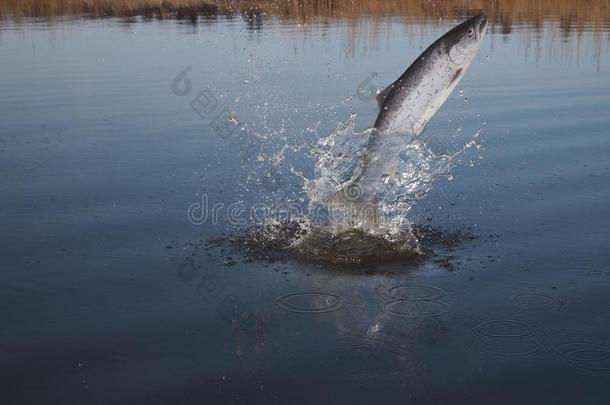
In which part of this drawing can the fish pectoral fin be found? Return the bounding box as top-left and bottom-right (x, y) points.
(375, 83), (395, 110)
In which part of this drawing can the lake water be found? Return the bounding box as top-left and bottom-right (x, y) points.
(2, 7), (610, 404)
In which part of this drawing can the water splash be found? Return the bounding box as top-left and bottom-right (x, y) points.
(305, 114), (370, 204)
(238, 113), (481, 263)
(305, 114), (480, 236)
(236, 219), (475, 265)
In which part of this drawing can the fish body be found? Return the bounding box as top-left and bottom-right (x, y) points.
(373, 15), (488, 137)
(325, 15), (488, 229)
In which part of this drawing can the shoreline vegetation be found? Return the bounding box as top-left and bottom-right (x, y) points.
(1, 0), (610, 32)
(2, 1), (608, 64)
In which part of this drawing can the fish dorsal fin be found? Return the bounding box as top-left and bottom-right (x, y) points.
(375, 83), (395, 110)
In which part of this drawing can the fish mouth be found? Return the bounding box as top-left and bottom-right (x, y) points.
(476, 14), (488, 39)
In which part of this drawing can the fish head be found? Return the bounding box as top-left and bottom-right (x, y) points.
(445, 14), (488, 65)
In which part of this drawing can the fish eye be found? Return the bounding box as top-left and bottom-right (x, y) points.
(467, 28), (474, 37)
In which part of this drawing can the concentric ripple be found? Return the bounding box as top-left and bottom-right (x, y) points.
(382, 299), (452, 318)
(512, 293), (561, 310)
(470, 319), (546, 357)
(556, 342), (610, 372)
(378, 283), (447, 300)
(275, 292), (345, 314)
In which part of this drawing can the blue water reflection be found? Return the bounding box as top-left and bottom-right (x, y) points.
(1, 13), (610, 404)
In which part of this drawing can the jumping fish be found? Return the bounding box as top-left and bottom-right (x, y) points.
(327, 14), (488, 224)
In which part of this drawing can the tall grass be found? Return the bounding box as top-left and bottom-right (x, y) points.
(1, 0), (609, 34)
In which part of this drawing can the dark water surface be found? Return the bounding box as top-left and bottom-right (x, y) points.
(2, 12), (610, 404)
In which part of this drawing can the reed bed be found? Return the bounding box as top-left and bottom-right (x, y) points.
(1, 0), (609, 34)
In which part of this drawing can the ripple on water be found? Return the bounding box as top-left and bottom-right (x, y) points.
(470, 319), (547, 358)
(556, 342), (610, 372)
(378, 283), (448, 300)
(382, 299), (452, 318)
(511, 293), (562, 310)
(275, 292), (345, 314)
(473, 319), (543, 338)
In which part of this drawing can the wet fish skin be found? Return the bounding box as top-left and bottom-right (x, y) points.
(374, 14), (488, 136)
(324, 15), (488, 230)
(358, 14), (488, 193)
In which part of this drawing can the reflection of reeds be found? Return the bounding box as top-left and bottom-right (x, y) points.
(237, 0), (610, 33)
(2, 1), (608, 66)
(2, 0), (610, 33)
(0, 0), (222, 20)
